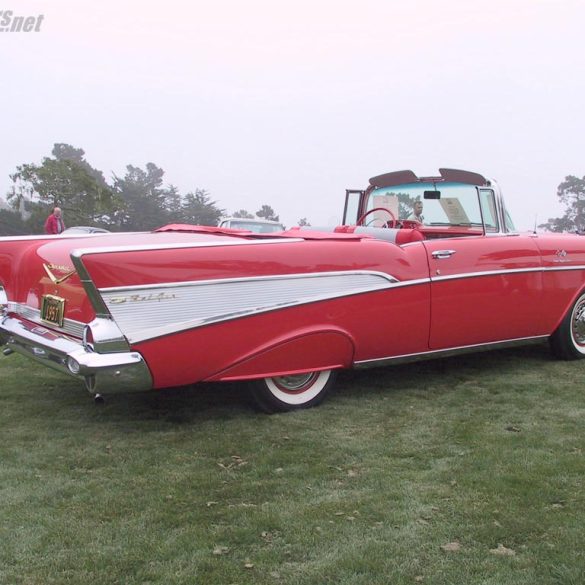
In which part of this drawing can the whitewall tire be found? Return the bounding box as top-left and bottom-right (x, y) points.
(249, 370), (337, 413)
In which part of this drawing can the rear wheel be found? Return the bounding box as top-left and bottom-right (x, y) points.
(249, 369), (337, 413)
(550, 291), (585, 359)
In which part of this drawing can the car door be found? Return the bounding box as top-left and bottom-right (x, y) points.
(424, 234), (543, 349)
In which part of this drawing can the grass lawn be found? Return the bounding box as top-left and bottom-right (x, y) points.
(1, 344), (584, 585)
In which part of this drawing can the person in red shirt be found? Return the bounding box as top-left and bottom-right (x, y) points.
(44, 207), (65, 234)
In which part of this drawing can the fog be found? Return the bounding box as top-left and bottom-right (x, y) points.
(2, 0), (585, 229)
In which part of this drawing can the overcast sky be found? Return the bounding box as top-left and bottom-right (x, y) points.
(2, 0), (584, 230)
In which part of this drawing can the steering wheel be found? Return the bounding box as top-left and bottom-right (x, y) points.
(356, 207), (397, 228)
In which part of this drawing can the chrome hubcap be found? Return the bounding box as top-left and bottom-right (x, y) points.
(273, 373), (318, 393)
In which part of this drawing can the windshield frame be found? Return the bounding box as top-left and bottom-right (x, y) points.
(353, 171), (516, 236)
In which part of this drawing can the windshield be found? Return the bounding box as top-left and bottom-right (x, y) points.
(364, 181), (499, 232)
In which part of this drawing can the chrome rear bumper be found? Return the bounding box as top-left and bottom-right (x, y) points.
(0, 315), (152, 395)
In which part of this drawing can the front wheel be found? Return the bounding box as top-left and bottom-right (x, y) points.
(550, 290), (585, 359)
(249, 370), (337, 413)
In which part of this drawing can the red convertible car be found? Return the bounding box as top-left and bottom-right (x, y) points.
(1, 168), (584, 412)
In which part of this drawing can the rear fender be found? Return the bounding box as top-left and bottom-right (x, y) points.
(206, 327), (355, 382)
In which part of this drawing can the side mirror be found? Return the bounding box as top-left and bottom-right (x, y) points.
(424, 190), (441, 199)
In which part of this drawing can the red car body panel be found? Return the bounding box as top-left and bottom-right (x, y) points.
(79, 236), (427, 288)
(424, 235), (544, 348)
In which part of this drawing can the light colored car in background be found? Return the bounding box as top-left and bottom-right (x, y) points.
(218, 217), (285, 233)
(62, 226), (110, 234)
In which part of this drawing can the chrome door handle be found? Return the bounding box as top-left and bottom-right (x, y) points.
(432, 249), (457, 259)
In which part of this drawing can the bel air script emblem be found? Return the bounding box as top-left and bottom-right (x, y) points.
(554, 249), (569, 263)
(108, 292), (178, 304)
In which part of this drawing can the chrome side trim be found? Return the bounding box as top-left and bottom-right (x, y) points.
(355, 335), (549, 368)
(0, 235), (66, 242)
(99, 270), (400, 293)
(431, 265), (585, 283)
(98, 271), (403, 344)
(385, 277), (430, 289)
(545, 264), (585, 272)
(0, 315), (152, 395)
(0, 234), (113, 242)
(431, 267), (541, 282)
(70, 237), (305, 258)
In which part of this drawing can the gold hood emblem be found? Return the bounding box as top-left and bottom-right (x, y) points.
(43, 263), (76, 285)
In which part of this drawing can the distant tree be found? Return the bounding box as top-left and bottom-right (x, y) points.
(7, 144), (219, 233)
(18, 200), (53, 233)
(232, 209), (254, 218)
(256, 204), (279, 222)
(0, 208), (27, 236)
(298, 217), (310, 226)
(52, 143), (109, 188)
(539, 175), (585, 232)
(112, 163), (167, 230)
(52, 143), (85, 161)
(8, 143), (116, 232)
(163, 184), (182, 219)
(180, 189), (225, 225)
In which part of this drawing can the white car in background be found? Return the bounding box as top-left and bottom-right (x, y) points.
(218, 217), (285, 233)
(62, 226), (110, 234)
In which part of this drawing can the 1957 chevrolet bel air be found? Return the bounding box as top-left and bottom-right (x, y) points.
(1, 168), (585, 412)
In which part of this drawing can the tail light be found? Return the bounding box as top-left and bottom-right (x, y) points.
(83, 325), (94, 350)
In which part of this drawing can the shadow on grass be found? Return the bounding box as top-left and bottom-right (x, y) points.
(337, 342), (553, 394)
(80, 341), (555, 424)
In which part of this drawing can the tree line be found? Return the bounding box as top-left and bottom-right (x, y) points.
(539, 175), (585, 233)
(1, 144), (288, 236)
(5, 143), (582, 236)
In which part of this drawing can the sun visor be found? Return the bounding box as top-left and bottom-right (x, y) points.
(439, 168), (487, 186)
(369, 170), (418, 188)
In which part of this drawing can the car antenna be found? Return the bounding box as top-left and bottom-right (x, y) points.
(533, 214), (538, 234)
